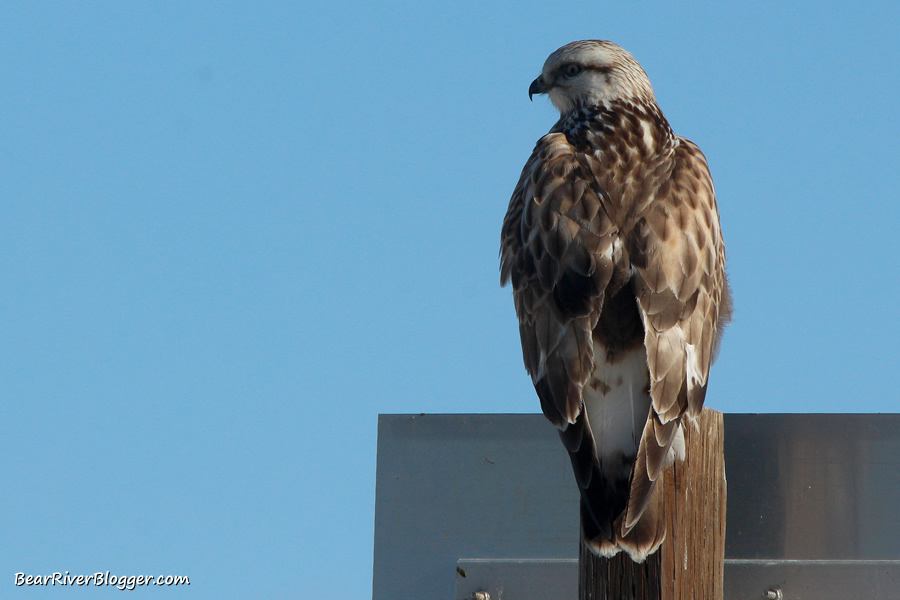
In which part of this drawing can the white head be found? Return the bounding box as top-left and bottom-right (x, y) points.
(529, 40), (656, 114)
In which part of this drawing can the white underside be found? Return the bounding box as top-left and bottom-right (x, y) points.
(582, 344), (652, 477)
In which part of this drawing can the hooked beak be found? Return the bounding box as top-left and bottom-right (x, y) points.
(529, 76), (551, 101)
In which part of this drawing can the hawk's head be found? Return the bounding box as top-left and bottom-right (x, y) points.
(529, 40), (656, 114)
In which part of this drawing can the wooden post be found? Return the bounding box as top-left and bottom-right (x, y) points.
(579, 408), (726, 600)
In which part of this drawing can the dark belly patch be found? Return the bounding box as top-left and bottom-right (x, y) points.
(593, 280), (644, 364)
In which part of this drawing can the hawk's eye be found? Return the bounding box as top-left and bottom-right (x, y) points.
(563, 64), (583, 78)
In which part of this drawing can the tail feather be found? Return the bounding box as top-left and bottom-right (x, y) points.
(559, 413), (624, 543)
(576, 342), (681, 561)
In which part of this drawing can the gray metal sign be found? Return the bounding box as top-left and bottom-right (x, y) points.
(372, 414), (900, 599)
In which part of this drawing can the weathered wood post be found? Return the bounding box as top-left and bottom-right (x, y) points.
(579, 408), (726, 600)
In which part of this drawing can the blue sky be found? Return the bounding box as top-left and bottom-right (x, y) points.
(2, 2), (898, 598)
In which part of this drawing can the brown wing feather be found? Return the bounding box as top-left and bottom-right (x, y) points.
(622, 137), (732, 533)
(501, 132), (618, 429)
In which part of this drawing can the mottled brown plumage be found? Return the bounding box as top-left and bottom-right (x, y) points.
(500, 40), (731, 561)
